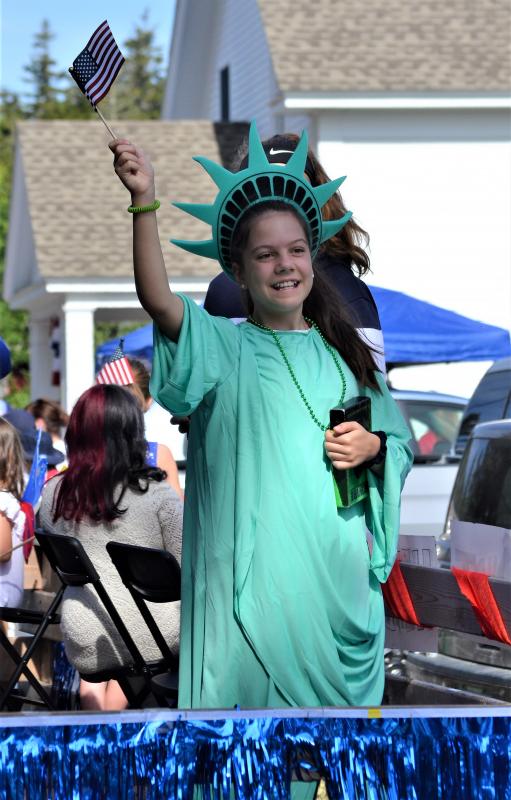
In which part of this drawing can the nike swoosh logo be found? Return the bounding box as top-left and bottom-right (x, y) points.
(269, 148), (294, 156)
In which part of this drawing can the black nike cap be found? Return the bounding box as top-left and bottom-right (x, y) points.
(238, 136), (316, 183)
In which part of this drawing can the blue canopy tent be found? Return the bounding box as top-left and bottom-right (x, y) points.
(96, 287), (511, 370)
(369, 286), (511, 368)
(97, 326), (155, 369)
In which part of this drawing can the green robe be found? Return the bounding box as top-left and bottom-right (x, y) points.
(151, 294), (413, 712)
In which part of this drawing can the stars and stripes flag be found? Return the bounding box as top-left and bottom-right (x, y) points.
(96, 341), (134, 386)
(69, 20), (124, 107)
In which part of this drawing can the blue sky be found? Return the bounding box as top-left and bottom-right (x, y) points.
(0, 1), (176, 95)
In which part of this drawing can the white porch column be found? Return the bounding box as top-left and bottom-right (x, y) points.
(61, 302), (95, 412)
(29, 319), (57, 400)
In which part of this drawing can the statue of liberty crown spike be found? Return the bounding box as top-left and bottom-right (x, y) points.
(171, 121), (353, 280)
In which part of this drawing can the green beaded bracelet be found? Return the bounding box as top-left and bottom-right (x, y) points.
(127, 199), (161, 214)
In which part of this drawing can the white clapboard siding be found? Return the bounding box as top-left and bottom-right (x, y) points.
(205, 0), (277, 137)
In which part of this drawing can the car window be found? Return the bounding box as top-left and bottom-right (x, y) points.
(458, 371), (511, 441)
(452, 436), (511, 529)
(401, 401), (465, 456)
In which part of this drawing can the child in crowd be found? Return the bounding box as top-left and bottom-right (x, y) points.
(0, 418), (26, 608)
(125, 361), (184, 498)
(26, 398), (69, 465)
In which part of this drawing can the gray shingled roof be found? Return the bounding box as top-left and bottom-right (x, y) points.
(258, 0), (511, 93)
(18, 120), (249, 280)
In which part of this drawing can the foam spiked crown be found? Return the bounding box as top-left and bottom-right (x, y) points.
(171, 121), (353, 280)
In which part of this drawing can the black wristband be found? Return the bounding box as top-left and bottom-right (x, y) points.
(363, 431), (387, 469)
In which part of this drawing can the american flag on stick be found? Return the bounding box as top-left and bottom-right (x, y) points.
(96, 341), (134, 386)
(69, 20), (124, 107)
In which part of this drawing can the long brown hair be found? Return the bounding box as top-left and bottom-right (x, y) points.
(236, 132), (370, 276)
(0, 418), (25, 500)
(231, 202), (380, 391)
(128, 358), (151, 401)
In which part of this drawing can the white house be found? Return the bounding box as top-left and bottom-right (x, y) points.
(163, 0), (511, 396)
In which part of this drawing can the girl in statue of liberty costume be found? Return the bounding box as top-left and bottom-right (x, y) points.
(109, 124), (413, 798)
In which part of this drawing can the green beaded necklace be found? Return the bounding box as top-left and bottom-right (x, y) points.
(248, 316), (347, 431)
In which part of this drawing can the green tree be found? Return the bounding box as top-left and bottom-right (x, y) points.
(59, 81), (97, 120)
(0, 19), (65, 404)
(22, 19), (66, 118)
(102, 9), (166, 120)
(1, 14), (168, 405)
(0, 91), (29, 405)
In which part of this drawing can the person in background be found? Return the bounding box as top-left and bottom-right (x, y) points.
(128, 358), (187, 468)
(0, 418), (26, 608)
(39, 384), (183, 711)
(96, 348), (183, 496)
(26, 398), (69, 464)
(4, 409), (65, 485)
(124, 379), (183, 498)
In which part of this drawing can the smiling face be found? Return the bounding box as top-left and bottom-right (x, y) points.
(232, 209), (313, 330)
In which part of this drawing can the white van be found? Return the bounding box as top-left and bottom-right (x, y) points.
(391, 389), (467, 539)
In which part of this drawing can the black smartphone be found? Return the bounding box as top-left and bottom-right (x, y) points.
(329, 396), (372, 507)
(330, 396), (371, 431)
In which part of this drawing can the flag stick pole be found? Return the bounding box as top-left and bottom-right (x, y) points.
(0, 536), (35, 561)
(95, 106), (117, 139)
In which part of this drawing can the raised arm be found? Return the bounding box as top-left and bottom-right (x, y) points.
(109, 139), (183, 341)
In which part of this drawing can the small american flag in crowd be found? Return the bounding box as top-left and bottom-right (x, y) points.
(69, 20), (124, 106)
(96, 341), (134, 386)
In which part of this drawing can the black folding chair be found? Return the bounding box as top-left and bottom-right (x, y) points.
(35, 530), (173, 708)
(0, 588), (64, 711)
(106, 541), (181, 702)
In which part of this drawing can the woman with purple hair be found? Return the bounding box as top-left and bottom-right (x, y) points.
(40, 384), (183, 710)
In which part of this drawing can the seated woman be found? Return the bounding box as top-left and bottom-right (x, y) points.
(39, 384), (183, 711)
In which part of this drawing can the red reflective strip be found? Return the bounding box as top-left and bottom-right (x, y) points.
(381, 559), (421, 626)
(452, 567), (511, 645)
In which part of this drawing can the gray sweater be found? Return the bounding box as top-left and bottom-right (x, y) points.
(40, 476), (183, 674)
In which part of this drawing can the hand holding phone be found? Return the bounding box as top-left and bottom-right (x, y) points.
(329, 396), (371, 507)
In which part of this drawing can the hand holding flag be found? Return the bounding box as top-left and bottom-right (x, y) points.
(69, 20), (124, 137)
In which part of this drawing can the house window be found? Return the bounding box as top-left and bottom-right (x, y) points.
(220, 66), (230, 122)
